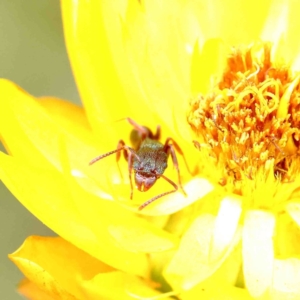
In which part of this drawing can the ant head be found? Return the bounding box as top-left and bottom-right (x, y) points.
(134, 172), (157, 192)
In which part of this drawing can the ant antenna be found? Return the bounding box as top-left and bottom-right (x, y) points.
(138, 174), (178, 210)
(89, 144), (140, 165)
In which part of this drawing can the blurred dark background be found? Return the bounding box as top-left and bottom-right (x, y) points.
(0, 1), (80, 298)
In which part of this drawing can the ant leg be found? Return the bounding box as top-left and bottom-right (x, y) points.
(138, 174), (178, 210)
(164, 138), (195, 175)
(153, 125), (161, 140)
(89, 140), (139, 165)
(89, 144), (125, 165)
(114, 141), (138, 198)
(89, 141), (139, 199)
(115, 140), (127, 180)
(115, 140), (127, 163)
(90, 141), (139, 165)
(127, 149), (135, 199)
(165, 143), (187, 196)
(126, 117), (161, 141)
(126, 118), (149, 139)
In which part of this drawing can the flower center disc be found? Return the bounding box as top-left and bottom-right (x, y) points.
(188, 43), (300, 188)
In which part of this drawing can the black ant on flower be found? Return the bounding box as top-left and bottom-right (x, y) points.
(89, 118), (191, 210)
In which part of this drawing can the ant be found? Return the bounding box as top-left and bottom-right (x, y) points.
(89, 118), (190, 210)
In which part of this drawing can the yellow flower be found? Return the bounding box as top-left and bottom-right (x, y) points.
(2, 0), (300, 299)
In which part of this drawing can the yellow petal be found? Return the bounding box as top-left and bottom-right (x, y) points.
(62, 161), (179, 254)
(191, 38), (227, 95)
(18, 279), (57, 300)
(0, 79), (53, 168)
(135, 177), (214, 216)
(211, 196), (242, 261)
(242, 210), (275, 297)
(61, 0), (149, 137)
(10, 237), (80, 299)
(271, 258), (300, 299)
(108, 223), (179, 253)
(0, 80), (90, 168)
(0, 82), (178, 263)
(179, 236), (243, 299)
(275, 212), (300, 258)
(38, 96), (93, 144)
(164, 214), (241, 290)
(260, 0), (288, 47)
(82, 271), (174, 300)
(124, 0), (193, 142)
(181, 285), (252, 300)
(286, 202), (300, 228)
(61, 1), (200, 170)
(192, 0), (273, 44)
(10, 236), (156, 300)
(277, 0), (300, 65)
(0, 79), (117, 194)
(0, 152), (149, 276)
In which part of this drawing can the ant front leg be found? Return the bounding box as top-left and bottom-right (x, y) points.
(138, 174), (178, 210)
(126, 146), (136, 200)
(115, 140), (139, 200)
(89, 140), (139, 200)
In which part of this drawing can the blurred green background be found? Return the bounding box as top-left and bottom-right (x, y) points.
(0, 1), (80, 298)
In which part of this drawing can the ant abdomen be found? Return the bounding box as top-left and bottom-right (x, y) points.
(130, 126), (152, 149)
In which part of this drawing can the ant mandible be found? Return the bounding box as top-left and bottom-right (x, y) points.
(89, 118), (189, 210)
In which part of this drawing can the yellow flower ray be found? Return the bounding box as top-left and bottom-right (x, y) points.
(186, 0), (273, 45)
(164, 213), (241, 291)
(180, 285), (252, 300)
(4, 0), (300, 298)
(38, 97), (94, 143)
(61, 0), (202, 168)
(242, 210), (275, 297)
(0, 80), (54, 169)
(18, 279), (56, 300)
(61, 0), (152, 143)
(0, 79), (202, 216)
(61, 146), (181, 253)
(0, 152), (149, 276)
(0, 81), (186, 267)
(271, 258), (300, 298)
(123, 0), (193, 140)
(0, 80), (120, 196)
(10, 236), (167, 299)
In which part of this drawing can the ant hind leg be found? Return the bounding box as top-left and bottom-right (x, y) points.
(164, 138), (196, 175)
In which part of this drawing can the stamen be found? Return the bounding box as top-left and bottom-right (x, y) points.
(188, 43), (300, 185)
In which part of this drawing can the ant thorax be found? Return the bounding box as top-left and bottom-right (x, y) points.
(133, 138), (168, 177)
